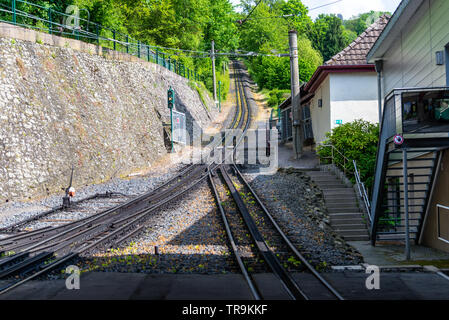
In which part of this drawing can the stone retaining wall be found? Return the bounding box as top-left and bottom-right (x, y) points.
(0, 23), (215, 201)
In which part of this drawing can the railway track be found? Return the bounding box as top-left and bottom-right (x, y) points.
(0, 60), (342, 300)
(0, 63), (247, 295)
(208, 61), (343, 300)
(0, 163), (209, 293)
(0, 192), (130, 235)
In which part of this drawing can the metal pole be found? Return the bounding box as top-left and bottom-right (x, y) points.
(218, 80), (222, 112)
(147, 46), (150, 62)
(211, 40), (217, 102)
(403, 147), (411, 260)
(48, 8), (52, 34)
(113, 30), (116, 51)
(126, 35), (129, 54)
(170, 108), (173, 152)
(375, 60), (383, 125)
(138, 41), (141, 58)
(96, 25), (99, 46)
(12, 0), (16, 24)
(289, 30), (302, 159)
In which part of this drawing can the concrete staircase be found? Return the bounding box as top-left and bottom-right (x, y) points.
(306, 170), (369, 241)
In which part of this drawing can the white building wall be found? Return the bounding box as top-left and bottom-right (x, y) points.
(309, 76), (331, 144)
(382, 0), (449, 95)
(329, 72), (379, 129)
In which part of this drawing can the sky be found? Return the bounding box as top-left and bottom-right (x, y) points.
(231, 0), (402, 20)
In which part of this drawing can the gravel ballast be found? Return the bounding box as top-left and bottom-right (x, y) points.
(67, 167), (363, 277)
(243, 168), (364, 268)
(0, 161), (186, 232)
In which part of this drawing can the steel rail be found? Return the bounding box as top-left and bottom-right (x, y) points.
(208, 170), (261, 300)
(0, 164), (197, 248)
(224, 60), (343, 300)
(0, 165), (205, 264)
(231, 164), (344, 300)
(0, 192), (126, 234)
(0, 165), (212, 294)
(219, 166), (307, 300)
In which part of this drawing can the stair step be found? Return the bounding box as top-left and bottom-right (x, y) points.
(332, 223), (367, 230)
(313, 180), (345, 186)
(322, 188), (355, 193)
(335, 229), (369, 236)
(326, 202), (359, 207)
(324, 196), (357, 202)
(306, 171), (335, 176)
(309, 177), (342, 183)
(329, 213), (364, 219)
(342, 235), (370, 241)
(320, 184), (349, 189)
(331, 217), (365, 224)
(327, 206), (360, 213)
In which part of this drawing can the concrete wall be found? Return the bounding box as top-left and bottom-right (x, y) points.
(0, 23), (216, 202)
(382, 0), (449, 95)
(329, 72), (379, 128)
(421, 150), (449, 253)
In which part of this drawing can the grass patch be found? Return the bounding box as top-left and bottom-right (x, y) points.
(189, 80), (210, 111)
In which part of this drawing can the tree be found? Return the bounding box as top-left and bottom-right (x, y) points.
(308, 14), (354, 62)
(237, 0), (321, 90)
(344, 11), (391, 36)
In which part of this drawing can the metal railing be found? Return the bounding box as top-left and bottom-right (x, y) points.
(318, 144), (371, 222)
(353, 159), (371, 221)
(0, 0), (205, 83)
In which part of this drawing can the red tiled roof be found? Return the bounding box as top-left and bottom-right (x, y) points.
(325, 14), (390, 66)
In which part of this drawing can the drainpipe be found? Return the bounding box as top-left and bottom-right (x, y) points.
(375, 60), (383, 125)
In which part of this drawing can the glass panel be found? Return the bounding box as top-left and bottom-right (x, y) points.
(383, 95), (396, 138)
(402, 90), (449, 133)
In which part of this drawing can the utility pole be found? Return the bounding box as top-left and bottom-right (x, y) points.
(289, 30), (303, 158)
(211, 40), (217, 104)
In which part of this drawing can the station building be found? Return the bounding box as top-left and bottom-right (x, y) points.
(367, 0), (449, 252)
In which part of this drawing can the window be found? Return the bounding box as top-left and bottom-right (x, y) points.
(402, 90), (449, 133)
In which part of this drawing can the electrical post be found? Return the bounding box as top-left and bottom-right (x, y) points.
(211, 40), (217, 105)
(289, 30), (303, 159)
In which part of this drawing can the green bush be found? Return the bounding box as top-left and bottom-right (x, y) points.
(267, 89), (290, 108)
(317, 120), (379, 192)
